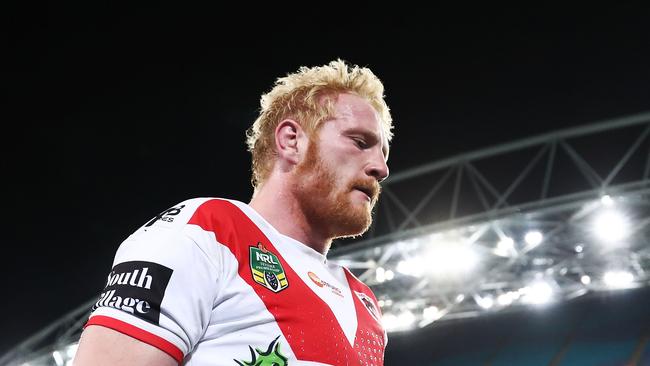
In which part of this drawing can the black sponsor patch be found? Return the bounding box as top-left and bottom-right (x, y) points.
(92, 261), (173, 324)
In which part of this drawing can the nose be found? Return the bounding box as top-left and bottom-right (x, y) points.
(366, 151), (389, 183)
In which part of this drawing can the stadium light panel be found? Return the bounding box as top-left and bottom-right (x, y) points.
(593, 209), (629, 243)
(524, 230), (543, 246)
(521, 281), (553, 305)
(603, 270), (634, 288)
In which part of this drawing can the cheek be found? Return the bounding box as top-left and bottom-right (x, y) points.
(331, 149), (360, 169)
(316, 146), (360, 184)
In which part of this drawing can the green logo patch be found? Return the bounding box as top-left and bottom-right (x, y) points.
(234, 335), (288, 366)
(249, 243), (288, 292)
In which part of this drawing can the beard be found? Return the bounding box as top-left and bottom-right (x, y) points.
(292, 138), (381, 240)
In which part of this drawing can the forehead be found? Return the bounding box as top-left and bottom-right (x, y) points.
(330, 93), (390, 158)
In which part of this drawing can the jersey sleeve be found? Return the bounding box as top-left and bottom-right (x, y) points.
(85, 198), (221, 364)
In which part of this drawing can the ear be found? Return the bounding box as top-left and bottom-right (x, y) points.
(275, 119), (305, 165)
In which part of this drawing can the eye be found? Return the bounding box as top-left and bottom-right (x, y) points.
(352, 137), (368, 149)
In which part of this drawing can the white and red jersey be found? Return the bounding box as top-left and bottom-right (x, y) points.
(85, 198), (387, 365)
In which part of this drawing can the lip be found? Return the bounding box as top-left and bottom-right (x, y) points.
(354, 188), (372, 202)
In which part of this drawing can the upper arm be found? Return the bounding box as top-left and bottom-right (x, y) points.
(82, 228), (220, 362)
(80, 199), (224, 363)
(73, 325), (177, 366)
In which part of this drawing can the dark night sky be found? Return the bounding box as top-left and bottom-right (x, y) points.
(3, 3), (650, 356)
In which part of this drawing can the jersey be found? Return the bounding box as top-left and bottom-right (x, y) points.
(85, 198), (387, 365)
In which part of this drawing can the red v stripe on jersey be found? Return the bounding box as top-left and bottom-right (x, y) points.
(188, 199), (385, 365)
(344, 269), (386, 365)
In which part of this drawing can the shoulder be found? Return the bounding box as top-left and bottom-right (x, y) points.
(116, 197), (261, 268)
(112, 197), (247, 275)
(138, 197), (247, 231)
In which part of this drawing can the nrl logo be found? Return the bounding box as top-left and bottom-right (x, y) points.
(250, 243), (289, 293)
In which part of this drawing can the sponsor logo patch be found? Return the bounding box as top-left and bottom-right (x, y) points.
(144, 204), (185, 227)
(308, 271), (344, 297)
(308, 271), (324, 287)
(249, 243), (288, 293)
(92, 261), (173, 324)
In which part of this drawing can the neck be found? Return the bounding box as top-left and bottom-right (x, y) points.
(249, 179), (332, 256)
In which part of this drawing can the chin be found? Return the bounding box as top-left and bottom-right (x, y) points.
(331, 208), (373, 239)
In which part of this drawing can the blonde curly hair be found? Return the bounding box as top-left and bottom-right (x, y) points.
(246, 59), (393, 190)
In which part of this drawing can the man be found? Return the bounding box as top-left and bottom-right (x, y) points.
(74, 59), (394, 365)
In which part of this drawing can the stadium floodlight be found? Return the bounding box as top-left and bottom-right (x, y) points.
(375, 267), (394, 282)
(396, 259), (417, 276)
(593, 209), (630, 243)
(397, 310), (416, 328)
(381, 313), (399, 332)
(384, 270), (395, 281)
(427, 242), (479, 276)
(497, 291), (517, 306)
(524, 231), (543, 246)
(603, 270), (634, 288)
(521, 281), (553, 305)
(375, 267), (386, 283)
(52, 350), (63, 366)
(474, 294), (494, 309)
(495, 237), (515, 257)
(382, 310), (417, 332)
(422, 306), (440, 321)
(419, 305), (446, 328)
(601, 194), (614, 206)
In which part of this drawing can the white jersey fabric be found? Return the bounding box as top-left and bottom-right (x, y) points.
(86, 198), (387, 365)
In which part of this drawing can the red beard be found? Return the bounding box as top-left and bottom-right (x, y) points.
(292, 138), (380, 240)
